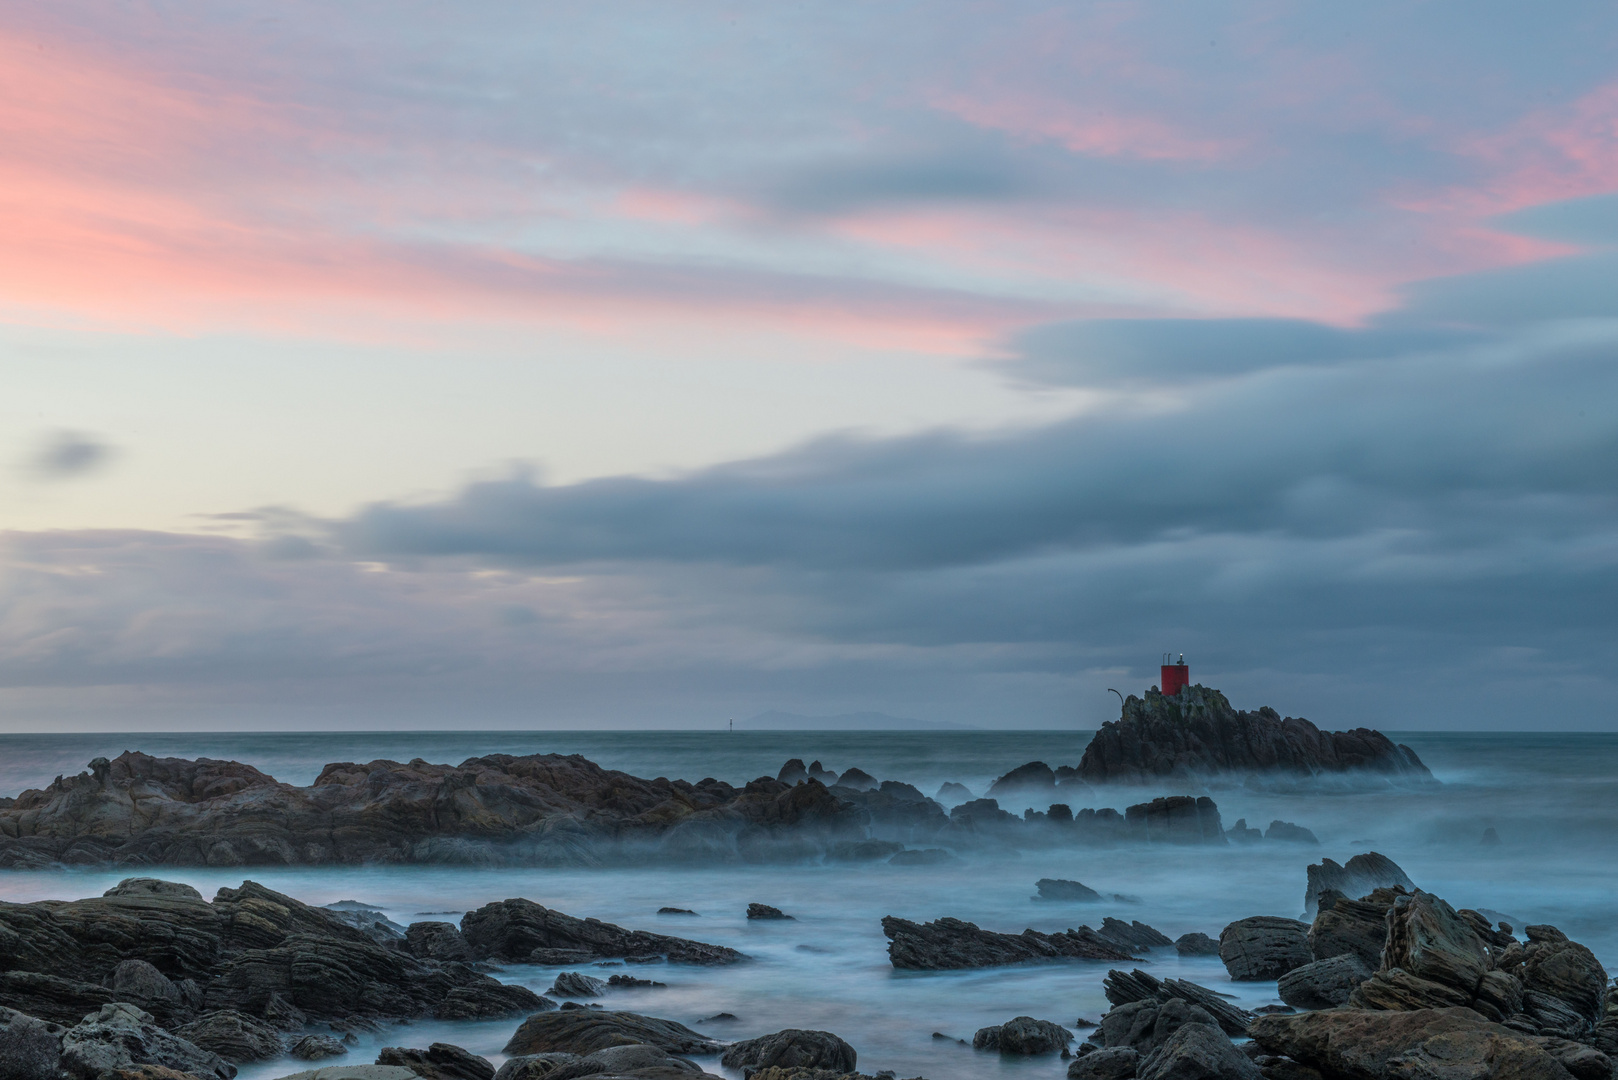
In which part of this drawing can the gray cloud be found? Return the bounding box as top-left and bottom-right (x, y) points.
(25, 431), (114, 480)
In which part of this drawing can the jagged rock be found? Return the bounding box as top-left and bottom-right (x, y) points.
(1137, 1022), (1260, 1080)
(1248, 1007), (1576, 1080)
(1102, 969), (1255, 1037)
(1098, 1000), (1222, 1056)
(1175, 934), (1220, 957)
(833, 769), (877, 792)
(1277, 955), (1374, 1010)
(0, 1005), (67, 1080)
(111, 960), (186, 1011)
(502, 1010), (721, 1056)
(1219, 917), (1312, 980)
(1227, 820), (1263, 844)
(174, 1010), (285, 1062)
(461, 898), (743, 965)
(806, 761), (838, 783)
(1124, 797), (1225, 844)
(1098, 919), (1174, 951)
(779, 760), (809, 784)
(1349, 891), (1504, 1018)
(493, 1054), (580, 1080)
(934, 783), (973, 803)
(405, 923), (471, 962)
(1498, 931), (1608, 1028)
(656, 908), (698, 916)
(987, 763), (1058, 799)
(1309, 887), (1403, 966)
(887, 848), (956, 866)
(881, 915), (1137, 969)
(1036, 879), (1102, 902)
(1304, 853), (1414, 917)
(973, 1016), (1072, 1054)
(1079, 686), (1433, 785)
(721, 1029), (857, 1071)
(1264, 822), (1318, 844)
(290, 1035), (349, 1060)
(325, 903), (407, 947)
(545, 1042), (704, 1080)
(376, 1044), (495, 1080)
(548, 973), (607, 999)
(1069, 1046), (1141, 1080)
(948, 798), (1018, 827)
(878, 781), (926, 802)
(61, 1002), (235, 1080)
(747, 904), (793, 920)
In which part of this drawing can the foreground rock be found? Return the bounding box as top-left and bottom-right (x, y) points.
(1309, 887), (1405, 967)
(882, 915), (1138, 969)
(973, 1016), (1073, 1054)
(377, 1043), (495, 1080)
(459, 898), (743, 965)
(1137, 1022), (1260, 1080)
(62, 1002), (235, 1080)
(1103, 969), (1255, 1037)
(1277, 954), (1375, 1009)
(1218, 916), (1312, 980)
(501, 1010), (722, 1056)
(720, 1029), (857, 1072)
(1077, 684), (1433, 784)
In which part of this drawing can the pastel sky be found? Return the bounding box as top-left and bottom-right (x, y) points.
(4, 2), (1618, 730)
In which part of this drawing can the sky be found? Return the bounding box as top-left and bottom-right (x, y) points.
(3, 2), (1618, 731)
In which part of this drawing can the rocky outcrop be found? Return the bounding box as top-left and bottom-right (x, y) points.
(1077, 685), (1433, 785)
(881, 915), (1139, 969)
(174, 1010), (286, 1062)
(1069, 1046), (1140, 1080)
(549, 973), (606, 999)
(62, 1002), (235, 1080)
(1097, 999), (1223, 1057)
(1137, 1022), (1261, 1080)
(501, 1011), (721, 1057)
(1124, 798), (1226, 845)
(1036, 879), (1102, 902)
(747, 904), (793, 920)
(1304, 853), (1414, 917)
(459, 898), (743, 965)
(1175, 934), (1220, 957)
(720, 1029), (857, 1072)
(973, 1017), (1073, 1054)
(377, 1043), (496, 1080)
(1218, 917), (1312, 981)
(289, 1034), (348, 1060)
(1103, 969), (1255, 1037)
(1277, 955), (1375, 1010)
(1309, 887), (1405, 966)
(987, 763), (1059, 800)
(1099, 920), (1175, 952)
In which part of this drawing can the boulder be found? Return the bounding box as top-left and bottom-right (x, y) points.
(747, 904), (794, 920)
(1069, 1047), (1141, 1080)
(656, 908), (698, 916)
(1099, 1000), (1222, 1056)
(502, 1010), (721, 1057)
(987, 763), (1058, 799)
(1124, 797), (1225, 845)
(1309, 888), (1403, 967)
(405, 923), (471, 962)
(1137, 1022), (1260, 1080)
(1349, 891), (1500, 1017)
(1099, 919), (1174, 951)
(1264, 822), (1318, 844)
(720, 1029), (857, 1072)
(606, 974), (664, 989)
(881, 915), (1137, 969)
(546, 1043), (703, 1080)
(461, 898), (743, 965)
(972, 1017), (1073, 1055)
(1175, 934), (1220, 957)
(1219, 917), (1312, 980)
(376, 1044), (495, 1080)
(1277, 955), (1375, 1010)
(0, 1006), (67, 1080)
(878, 781), (927, 802)
(110, 959), (186, 1012)
(270, 1068), (418, 1080)
(60, 1002), (235, 1080)
(1248, 1007), (1575, 1080)
(1036, 879), (1102, 902)
(833, 769), (877, 792)
(290, 1035), (349, 1060)
(1103, 970), (1255, 1037)
(549, 973), (607, 999)
(1304, 854), (1414, 917)
(174, 1010), (285, 1062)
(1499, 932), (1608, 1027)
(492, 1054), (579, 1080)
(778, 760), (809, 784)
(934, 783), (973, 803)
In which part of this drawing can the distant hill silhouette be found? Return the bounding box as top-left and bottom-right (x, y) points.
(739, 710), (974, 731)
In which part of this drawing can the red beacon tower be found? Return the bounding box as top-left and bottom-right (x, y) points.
(1160, 653), (1189, 697)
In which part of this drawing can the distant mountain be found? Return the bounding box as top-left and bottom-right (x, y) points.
(738, 710), (974, 731)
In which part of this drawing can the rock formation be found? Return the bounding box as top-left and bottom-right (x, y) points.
(1218, 916), (1313, 981)
(720, 1029), (857, 1072)
(1077, 685), (1433, 784)
(458, 897), (742, 966)
(881, 915), (1139, 969)
(972, 1016), (1073, 1054)
(1303, 852), (1415, 916)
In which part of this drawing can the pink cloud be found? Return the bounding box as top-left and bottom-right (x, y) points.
(935, 91), (1240, 162)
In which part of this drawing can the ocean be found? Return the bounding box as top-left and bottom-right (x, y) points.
(0, 729), (1613, 1080)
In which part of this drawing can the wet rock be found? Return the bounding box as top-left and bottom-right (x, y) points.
(1036, 879), (1102, 902)
(778, 760), (809, 784)
(747, 904), (794, 920)
(376, 1043), (495, 1080)
(1098, 919), (1174, 951)
(721, 1029), (857, 1072)
(546, 1042), (704, 1080)
(1069, 1046), (1140, 1080)
(888, 849), (956, 866)
(1175, 934), (1220, 957)
(700, 1014), (738, 1024)
(290, 1035), (349, 1061)
(462, 898), (744, 965)
(1303, 853), (1414, 918)
(833, 769), (877, 792)
(606, 975), (664, 989)
(656, 908), (698, 916)
(1263, 822), (1318, 844)
(1499, 930), (1608, 1028)
(1219, 917), (1312, 981)
(972, 1017), (1073, 1055)
(502, 1010), (722, 1057)
(174, 1010), (286, 1062)
(987, 763), (1058, 799)
(878, 781), (926, 802)
(270, 1067), (422, 1080)
(1078, 685), (1434, 785)
(325, 903), (408, 947)
(111, 959), (186, 1012)
(1308, 887), (1403, 967)
(1137, 1022), (1260, 1080)
(60, 1002), (235, 1080)
(493, 1054), (579, 1080)
(1248, 1007), (1574, 1080)
(1349, 891), (1500, 1017)
(806, 761), (838, 783)
(1098, 1000), (1222, 1057)
(881, 915), (1137, 969)
(934, 783), (973, 803)
(549, 973), (607, 999)
(1277, 955), (1374, 1010)
(405, 923), (471, 962)
(1102, 970), (1255, 1037)
(1124, 797), (1225, 845)
(0, 1005), (67, 1080)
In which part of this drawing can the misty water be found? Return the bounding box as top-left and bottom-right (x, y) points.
(0, 730), (1614, 1080)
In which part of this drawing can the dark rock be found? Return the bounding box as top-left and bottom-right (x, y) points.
(1308, 887), (1403, 966)
(378, 1043), (496, 1080)
(987, 763), (1058, 799)
(877, 781), (926, 802)
(1036, 879), (1102, 902)
(834, 769), (878, 792)
(972, 1016), (1073, 1055)
(606, 974), (664, 989)
(1497, 931), (1607, 1034)
(549, 973), (607, 999)
(947, 798), (1018, 828)
(1098, 919), (1174, 951)
(1137, 1022), (1260, 1080)
(1103, 969), (1255, 1037)
(1069, 1046), (1141, 1080)
(1125, 797), (1225, 844)
(806, 761), (838, 783)
(1049, 804), (1075, 824)
(1219, 917), (1312, 981)
(289, 1033), (348, 1060)
(887, 848), (956, 866)
(721, 1029), (857, 1071)
(1277, 955), (1374, 1010)
(778, 760), (809, 784)
(502, 1010), (722, 1056)
(461, 898), (744, 964)
(1098, 1000), (1222, 1056)
(1263, 822), (1318, 844)
(545, 1042), (704, 1080)
(1175, 934), (1220, 957)
(1253, 1006), (1296, 1016)
(1249, 1007), (1574, 1080)
(1303, 853), (1414, 917)
(1079, 685), (1434, 785)
(656, 908), (698, 916)
(0, 1005), (67, 1080)
(406, 922), (472, 962)
(60, 1002), (235, 1080)
(1349, 891), (1503, 1017)
(173, 1010), (284, 1062)
(325, 902), (408, 946)
(700, 1013), (738, 1023)
(494, 1053), (581, 1080)
(934, 783), (973, 803)
(881, 915), (1137, 969)
(747, 904), (793, 920)
(110, 959), (185, 1013)
(1227, 820), (1263, 844)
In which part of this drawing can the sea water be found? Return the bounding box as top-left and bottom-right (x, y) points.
(0, 730), (1613, 1080)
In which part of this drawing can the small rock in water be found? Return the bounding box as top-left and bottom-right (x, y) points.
(1265, 820), (1319, 844)
(1227, 818), (1264, 844)
(701, 1012), (739, 1023)
(933, 1031), (966, 1043)
(1175, 932), (1220, 956)
(1034, 878), (1102, 903)
(1481, 827), (1501, 846)
(378, 1042), (495, 1080)
(807, 760), (838, 782)
(657, 906), (699, 915)
(935, 781), (974, 803)
(548, 972), (607, 998)
(973, 1016), (1074, 1055)
(720, 1028), (858, 1072)
(289, 1033), (349, 1060)
(606, 974), (665, 988)
(747, 903), (795, 920)
(1218, 916), (1312, 980)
